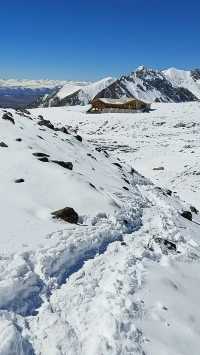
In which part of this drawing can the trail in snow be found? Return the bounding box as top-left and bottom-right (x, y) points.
(1, 103), (200, 354)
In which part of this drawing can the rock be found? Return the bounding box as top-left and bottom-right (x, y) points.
(113, 162), (122, 169)
(181, 210), (192, 221)
(15, 178), (25, 183)
(52, 207), (79, 224)
(123, 178), (130, 185)
(121, 241), (127, 246)
(16, 138), (22, 142)
(32, 152), (50, 158)
(190, 205), (199, 214)
(153, 166), (165, 171)
(0, 141), (8, 147)
(38, 157), (49, 162)
(166, 189), (172, 196)
(52, 160), (73, 170)
(89, 182), (96, 189)
(38, 119), (54, 130)
(2, 113), (15, 125)
(154, 237), (177, 252)
(75, 135), (82, 142)
(174, 122), (186, 128)
(123, 186), (129, 191)
(58, 126), (69, 135)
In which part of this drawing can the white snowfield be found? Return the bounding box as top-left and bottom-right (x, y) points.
(0, 102), (200, 354)
(56, 77), (115, 103)
(163, 67), (200, 99)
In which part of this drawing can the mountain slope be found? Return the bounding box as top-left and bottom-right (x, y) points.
(0, 79), (88, 108)
(42, 77), (115, 107)
(1, 104), (200, 354)
(163, 67), (200, 99)
(95, 66), (197, 103)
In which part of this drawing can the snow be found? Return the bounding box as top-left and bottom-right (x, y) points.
(53, 77), (115, 104)
(1, 102), (200, 354)
(163, 67), (200, 99)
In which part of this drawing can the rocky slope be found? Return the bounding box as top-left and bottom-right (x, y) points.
(95, 66), (198, 103)
(41, 66), (199, 107)
(42, 77), (115, 107)
(163, 67), (200, 99)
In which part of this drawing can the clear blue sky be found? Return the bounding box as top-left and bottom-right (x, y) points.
(0, 0), (199, 80)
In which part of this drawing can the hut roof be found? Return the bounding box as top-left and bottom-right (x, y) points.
(92, 97), (151, 105)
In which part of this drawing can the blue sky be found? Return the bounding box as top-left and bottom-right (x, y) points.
(0, 0), (199, 80)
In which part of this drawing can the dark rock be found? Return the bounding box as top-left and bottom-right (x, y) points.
(123, 178), (130, 185)
(52, 160), (73, 170)
(32, 152), (50, 158)
(154, 237), (177, 252)
(58, 126), (69, 135)
(38, 119), (54, 130)
(166, 189), (172, 196)
(0, 141), (8, 147)
(15, 178), (25, 183)
(95, 147), (101, 152)
(89, 182), (96, 189)
(52, 207), (78, 224)
(121, 241), (127, 246)
(181, 210), (192, 221)
(113, 162), (122, 169)
(123, 186), (129, 191)
(190, 205), (199, 214)
(87, 153), (97, 160)
(103, 150), (109, 158)
(153, 166), (165, 171)
(75, 135), (82, 142)
(2, 113), (15, 125)
(38, 157), (49, 162)
(16, 138), (22, 142)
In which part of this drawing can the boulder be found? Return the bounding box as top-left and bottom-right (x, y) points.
(153, 166), (165, 171)
(75, 135), (82, 142)
(52, 160), (73, 170)
(2, 113), (15, 125)
(52, 207), (79, 224)
(181, 210), (192, 221)
(15, 178), (25, 183)
(38, 119), (54, 130)
(32, 152), (50, 158)
(0, 141), (8, 147)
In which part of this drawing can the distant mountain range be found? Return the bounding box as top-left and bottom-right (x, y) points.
(40, 66), (200, 107)
(1, 67), (200, 108)
(0, 79), (88, 108)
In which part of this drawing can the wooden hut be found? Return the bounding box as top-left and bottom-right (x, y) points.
(87, 98), (151, 113)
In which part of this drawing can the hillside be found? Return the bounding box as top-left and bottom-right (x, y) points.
(163, 67), (200, 99)
(41, 66), (199, 107)
(1, 103), (200, 354)
(42, 77), (115, 107)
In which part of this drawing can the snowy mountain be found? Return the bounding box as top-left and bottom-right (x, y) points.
(42, 77), (115, 107)
(163, 67), (200, 99)
(41, 66), (199, 107)
(1, 102), (200, 354)
(0, 79), (87, 108)
(95, 66), (198, 103)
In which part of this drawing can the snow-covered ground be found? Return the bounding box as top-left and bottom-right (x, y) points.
(1, 102), (200, 354)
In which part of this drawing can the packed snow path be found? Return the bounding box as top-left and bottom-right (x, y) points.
(1, 106), (200, 354)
